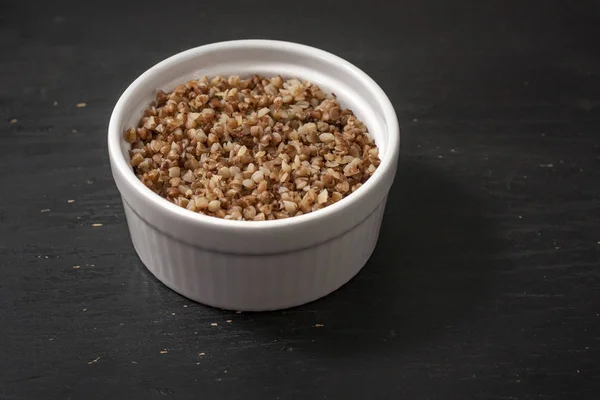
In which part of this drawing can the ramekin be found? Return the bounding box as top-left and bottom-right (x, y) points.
(108, 40), (400, 311)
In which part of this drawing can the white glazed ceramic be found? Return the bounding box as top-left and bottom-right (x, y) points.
(108, 40), (400, 311)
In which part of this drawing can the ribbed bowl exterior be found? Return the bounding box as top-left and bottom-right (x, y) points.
(123, 197), (387, 311)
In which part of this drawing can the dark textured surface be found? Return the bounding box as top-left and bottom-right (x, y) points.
(1, 0), (600, 399)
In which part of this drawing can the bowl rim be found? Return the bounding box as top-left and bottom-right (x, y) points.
(108, 39), (399, 231)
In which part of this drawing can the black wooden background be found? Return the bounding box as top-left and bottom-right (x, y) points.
(1, 0), (599, 399)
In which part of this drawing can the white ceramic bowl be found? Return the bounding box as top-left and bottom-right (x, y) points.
(108, 40), (400, 311)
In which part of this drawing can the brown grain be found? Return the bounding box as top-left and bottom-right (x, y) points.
(124, 75), (380, 221)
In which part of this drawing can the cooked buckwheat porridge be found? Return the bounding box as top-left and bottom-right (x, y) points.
(124, 75), (380, 221)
